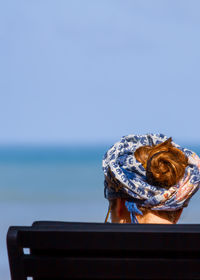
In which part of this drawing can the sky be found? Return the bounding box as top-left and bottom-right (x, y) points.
(1, 0), (200, 145)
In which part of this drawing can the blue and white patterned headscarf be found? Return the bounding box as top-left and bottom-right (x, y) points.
(102, 133), (200, 223)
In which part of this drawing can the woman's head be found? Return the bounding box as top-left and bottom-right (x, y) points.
(103, 134), (200, 224)
(108, 138), (187, 223)
(134, 138), (188, 188)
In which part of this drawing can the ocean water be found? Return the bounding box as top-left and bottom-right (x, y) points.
(1, 144), (200, 279)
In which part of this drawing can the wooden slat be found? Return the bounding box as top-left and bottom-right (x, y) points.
(23, 256), (200, 279)
(29, 248), (200, 259)
(31, 222), (200, 233)
(18, 230), (200, 252)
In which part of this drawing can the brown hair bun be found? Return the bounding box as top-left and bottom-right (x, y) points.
(134, 138), (188, 188)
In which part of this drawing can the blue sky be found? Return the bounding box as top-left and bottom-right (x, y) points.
(1, 1), (200, 144)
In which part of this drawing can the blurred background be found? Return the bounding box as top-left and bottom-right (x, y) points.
(1, 0), (200, 278)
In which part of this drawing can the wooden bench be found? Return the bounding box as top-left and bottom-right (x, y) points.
(7, 221), (200, 279)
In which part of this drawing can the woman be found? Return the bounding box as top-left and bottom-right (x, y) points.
(102, 133), (200, 224)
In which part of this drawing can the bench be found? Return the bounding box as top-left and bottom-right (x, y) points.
(7, 221), (200, 279)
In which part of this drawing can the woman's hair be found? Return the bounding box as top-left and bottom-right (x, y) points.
(134, 137), (188, 188)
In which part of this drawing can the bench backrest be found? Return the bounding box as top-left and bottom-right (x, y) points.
(7, 222), (200, 280)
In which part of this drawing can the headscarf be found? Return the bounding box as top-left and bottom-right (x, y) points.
(102, 133), (200, 223)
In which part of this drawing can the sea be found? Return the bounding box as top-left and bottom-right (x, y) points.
(1, 144), (200, 279)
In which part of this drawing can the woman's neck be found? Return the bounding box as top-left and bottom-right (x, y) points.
(112, 210), (173, 224)
(136, 211), (173, 224)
